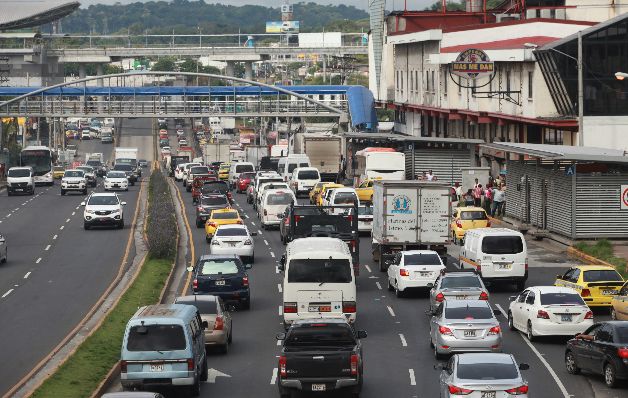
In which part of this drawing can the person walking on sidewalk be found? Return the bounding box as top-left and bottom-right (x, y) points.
(492, 185), (506, 217)
(473, 184), (483, 207)
(484, 183), (493, 214)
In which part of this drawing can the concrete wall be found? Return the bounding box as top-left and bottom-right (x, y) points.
(583, 116), (628, 151)
(565, 0), (628, 22)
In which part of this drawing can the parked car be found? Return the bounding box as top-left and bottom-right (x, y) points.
(387, 250), (446, 298)
(429, 270), (489, 312)
(174, 295), (233, 353)
(190, 254), (251, 310)
(555, 265), (625, 307)
(611, 281), (628, 320)
(209, 224), (257, 263)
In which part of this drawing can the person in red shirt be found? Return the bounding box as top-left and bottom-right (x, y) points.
(473, 184), (483, 207)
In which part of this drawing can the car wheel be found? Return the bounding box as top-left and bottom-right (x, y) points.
(242, 301), (250, 310)
(188, 374), (200, 397)
(83, 189), (87, 195)
(84, 222), (90, 230)
(200, 358), (208, 381)
(249, 255), (254, 264)
(611, 308), (617, 320)
(395, 282), (404, 298)
(452, 231), (458, 245)
(387, 277), (394, 291)
(61, 190), (65, 196)
(118, 220), (124, 229)
(205, 235), (211, 243)
(604, 362), (618, 388)
(565, 350), (580, 375)
(196, 219), (203, 228)
(508, 312), (515, 331)
(526, 320), (535, 342)
(220, 342), (229, 354)
(125, 188), (128, 191)
(433, 344), (444, 360)
(1, 250), (7, 263)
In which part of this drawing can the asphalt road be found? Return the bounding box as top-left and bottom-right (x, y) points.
(0, 118), (152, 396)
(168, 160), (620, 398)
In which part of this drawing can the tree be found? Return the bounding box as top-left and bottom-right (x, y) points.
(151, 57), (177, 72)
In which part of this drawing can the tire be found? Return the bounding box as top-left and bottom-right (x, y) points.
(206, 235), (211, 243)
(196, 219), (203, 228)
(83, 188), (88, 195)
(526, 320), (535, 342)
(241, 300), (250, 310)
(395, 282), (404, 298)
(1, 249), (7, 263)
(186, 185), (191, 192)
(508, 312), (516, 331)
(200, 358), (208, 382)
(565, 350), (580, 375)
(118, 220), (124, 229)
(434, 344), (444, 360)
(228, 328), (233, 344)
(125, 188), (128, 191)
(7, 191), (11, 196)
(220, 342), (229, 354)
(387, 277), (394, 291)
(61, 190), (65, 196)
(604, 362), (618, 388)
(188, 375), (200, 397)
(249, 255), (254, 264)
(84, 222), (90, 230)
(131, 181), (135, 186)
(452, 232), (458, 246)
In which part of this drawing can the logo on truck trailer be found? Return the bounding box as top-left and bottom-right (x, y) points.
(391, 195), (412, 214)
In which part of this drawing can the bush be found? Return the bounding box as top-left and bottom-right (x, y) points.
(575, 239), (627, 276)
(146, 170), (177, 260)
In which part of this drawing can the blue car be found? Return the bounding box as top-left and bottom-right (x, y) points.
(192, 254), (251, 310)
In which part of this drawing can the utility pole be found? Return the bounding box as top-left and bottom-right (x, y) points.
(577, 30), (584, 147)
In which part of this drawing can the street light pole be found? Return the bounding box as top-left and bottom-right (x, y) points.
(577, 31), (584, 147)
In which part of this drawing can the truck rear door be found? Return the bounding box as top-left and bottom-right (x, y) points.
(418, 186), (450, 244)
(382, 186), (420, 243)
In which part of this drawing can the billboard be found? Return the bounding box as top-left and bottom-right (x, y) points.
(298, 32), (342, 48)
(451, 49), (494, 80)
(266, 21), (300, 33)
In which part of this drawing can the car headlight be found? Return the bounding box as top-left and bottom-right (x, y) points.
(85, 210), (95, 214)
(111, 209), (120, 214)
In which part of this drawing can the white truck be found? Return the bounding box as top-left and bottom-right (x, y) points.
(372, 180), (451, 271)
(114, 148), (138, 166)
(292, 132), (343, 182)
(202, 143), (231, 165)
(245, 145), (268, 168)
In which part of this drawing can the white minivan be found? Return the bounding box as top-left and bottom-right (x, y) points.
(278, 155), (310, 182)
(228, 162), (255, 189)
(289, 167), (321, 197)
(259, 188), (296, 229)
(279, 237), (357, 328)
(327, 187), (360, 214)
(459, 228), (528, 290)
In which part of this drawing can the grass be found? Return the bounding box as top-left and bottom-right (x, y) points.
(31, 257), (173, 398)
(574, 239), (628, 277)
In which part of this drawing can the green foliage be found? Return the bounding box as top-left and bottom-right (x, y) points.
(574, 239), (628, 276)
(376, 108), (395, 122)
(147, 170), (177, 260)
(151, 57), (177, 72)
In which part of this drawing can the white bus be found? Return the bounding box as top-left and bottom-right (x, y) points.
(20, 146), (55, 185)
(354, 148), (405, 182)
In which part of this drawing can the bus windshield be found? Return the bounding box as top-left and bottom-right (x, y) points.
(21, 149), (53, 175)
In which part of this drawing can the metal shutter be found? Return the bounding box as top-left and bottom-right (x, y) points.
(404, 147), (472, 185)
(575, 174), (628, 238)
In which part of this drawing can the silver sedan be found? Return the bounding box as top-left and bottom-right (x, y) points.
(429, 271), (489, 312)
(210, 224), (256, 264)
(430, 300), (502, 359)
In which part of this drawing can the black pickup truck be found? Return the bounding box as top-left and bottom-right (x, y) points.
(277, 319), (366, 398)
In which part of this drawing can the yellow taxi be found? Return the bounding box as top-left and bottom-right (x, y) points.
(554, 265), (625, 307)
(205, 208), (242, 241)
(354, 178), (381, 203)
(218, 163), (231, 180)
(611, 280), (628, 320)
(450, 206), (490, 245)
(52, 165), (66, 179)
(309, 182), (328, 204)
(317, 183), (344, 207)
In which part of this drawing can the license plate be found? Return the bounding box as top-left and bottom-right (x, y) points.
(463, 330), (476, 337)
(603, 289), (619, 295)
(149, 363), (164, 372)
(229, 242), (237, 247)
(497, 263), (512, 270)
(113, 184), (119, 187)
(15, 189), (23, 191)
(308, 305), (331, 312)
(561, 314), (572, 322)
(215, 280), (226, 286)
(481, 392), (496, 398)
(455, 295), (468, 300)
(311, 384), (326, 391)
(419, 272), (431, 277)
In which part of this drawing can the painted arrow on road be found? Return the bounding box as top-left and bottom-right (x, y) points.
(206, 368), (232, 383)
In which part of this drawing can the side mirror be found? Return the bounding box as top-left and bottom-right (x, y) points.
(201, 320), (208, 330)
(80, 202), (86, 206)
(433, 364), (446, 370)
(121, 201), (127, 206)
(250, 232), (258, 236)
(519, 363), (530, 371)
(426, 283), (434, 288)
(280, 254), (286, 266)
(357, 330), (367, 339)
(276, 332), (286, 340)
(493, 309), (502, 316)
(509, 296), (517, 302)
(245, 263), (252, 269)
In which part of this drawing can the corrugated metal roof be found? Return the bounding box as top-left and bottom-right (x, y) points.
(538, 11), (628, 51)
(481, 142), (628, 163)
(0, 1), (79, 30)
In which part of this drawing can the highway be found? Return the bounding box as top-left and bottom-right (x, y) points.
(0, 118), (153, 396)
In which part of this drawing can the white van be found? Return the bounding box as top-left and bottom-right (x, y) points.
(327, 187), (360, 214)
(459, 228), (528, 290)
(277, 155), (310, 182)
(279, 237), (357, 328)
(289, 167), (321, 197)
(259, 188), (296, 229)
(228, 162), (255, 188)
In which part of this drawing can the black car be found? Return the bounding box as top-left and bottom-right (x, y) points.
(138, 159), (148, 168)
(200, 180), (232, 203)
(279, 206), (325, 244)
(191, 254), (251, 310)
(195, 194), (230, 228)
(565, 321), (628, 387)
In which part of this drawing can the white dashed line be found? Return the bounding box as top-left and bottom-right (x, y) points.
(276, 340), (281, 346)
(76, 206), (80, 210)
(60, 225), (64, 230)
(251, 221), (256, 226)
(409, 369), (416, 386)
(66, 218), (70, 223)
(35, 257), (42, 264)
(277, 283), (282, 293)
(264, 239), (269, 246)
(45, 245), (51, 251)
(258, 230), (263, 235)
(53, 234), (58, 240)
(270, 252), (276, 258)
(6, 214), (11, 218)
(2, 289), (13, 298)
(399, 333), (408, 347)
(387, 305), (396, 317)
(278, 306), (283, 316)
(376, 281), (382, 290)
(24, 272), (31, 279)
(364, 264), (372, 273)
(270, 368), (278, 385)
(14, 208), (19, 211)
(72, 211), (76, 216)
(275, 266), (280, 274)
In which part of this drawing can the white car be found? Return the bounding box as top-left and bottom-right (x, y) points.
(81, 129), (91, 140)
(357, 205), (373, 233)
(61, 169), (87, 195)
(104, 171), (129, 191)
(507, 286), (594, 340)
(289, 167), (320, 197)
(259, 188), (295, 228)
(82, 192), (126, 230)
(178, 139), (188, 147)
(387, 250), (446, 297)
(6, 166), (35, 196)
(181, 163), (202, 187)
(210, 224), (257, 264)
(0, 233), (7, 264)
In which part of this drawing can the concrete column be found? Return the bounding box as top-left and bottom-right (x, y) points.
(244, 62), (253, 81)
(225, 61), (235, 78)
(96, 64), (104, 86)
(78, 64), (86, 87)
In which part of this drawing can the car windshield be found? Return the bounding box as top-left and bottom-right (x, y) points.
(441, 275), (482, 289)
(107, 172), (126, 178)
(404, 253), (441, 266)
(461, 211), (487, 220)
(267, 193), (293, 205)
(583, 270), (623, 282)
(358, 206), (373, 216)
(8, 169), (30, 177)
(202, 182), (228, 194)
(88, 196), (118, 206)
(201, 196), (228, 206)
(53, 166), (64, 172)
(67, 145), (77, 151)
(285, 325), (356, 347)
(334, 192), (358, 205)
(236, 164), (254, 173)
(127, 324), (186, 352)
(216, 228), (248, 237)
(212, 211), (239, 220)
(457, 362), (518, 380)
(287, 258), (352, 283)
(540, 293), (585, 305)
(445, 305), (493, 320)
(481, 236), (524, 254)
(199, 259), (239, 275)
(298, 170), (319, 180)
(113, 164), (134, 172)
(176, 299), (217, 315)
(86, 160), (101, 167)
(64, 171), (84, 178)
(190, 166), (210, 174)
(77, 167), (93, 173)
(239, 172), (255, 180)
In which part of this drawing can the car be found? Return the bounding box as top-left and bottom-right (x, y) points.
(76, 165), (97, 187)
(235, 172), (256, 193)
(174, 295), (233, 353)
(176, 128), (185, 137)
(81, 192), (126, 230)
(354, 178), (380, 203)
(52, 165), (65, 179)
(246, 184), (255, 204)
(308, 181), (327, 204)
(565, 321), (628, 388)
(104, 171), (129, 191)
(357, 205), (373, 234)
(185, 166), (212, 192)
(204, 209), (243, 241)
(6, 166), (35, 196)
(228, 162), (255, 189)
(429, 270), (489, 312)
(191, 176), (219, 204)
(181, 163), (202, 187)
(195, 194), (230, 227)
(178, 139), (188, 147)
(0, 233), (7, 264)
(430, 300), (503, 359)
(61, 169), (87, 195)
(317, 183), (344, 207)
(138, 159), (148, 168)
(254, 180), (289, 210)
(611, 281), (628, 320)
(554, 265), (625, 307)
(81, 129), (91, 140)
(191, 254), (251, 310)
(112, 163), (138, 186)
(451, 206), (490, 245)
(387, 250), (446, 297)
(159, 138), (169, 147)
(218, 163), (231, 180)
(508, 286), (594, 341)
(210, 224), (257, 263)
(288, 167), (321, 197)
(198, 180), (232, 204)
(259, 189), (296, 229)
(278, 206), (323, 245)
(437, 353), (530, 397)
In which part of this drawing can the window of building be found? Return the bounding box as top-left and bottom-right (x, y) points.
(426, 71), (430, 92)
(544, 129), (564, 145)
(458, 77), (462, 94)
(528, 71), (533, 99)
(410, 71), (414, 93)
(415, 71), (419, 91)
(401, 72), (404, 95)
(506, 70), (511, 92)
(443, 70), (448, 96)
(431, 71), (435, 93)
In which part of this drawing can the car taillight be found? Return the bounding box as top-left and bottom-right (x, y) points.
(283, 302), (297, 313)
(525, 258), (528, 271)
(585, 310), (593, 319)
(618, 347), (628, 359)
(439, 326), (453, 336)
(214, 316), (224, 330)
(448, 385), (473, 395)
(208, 222), (217, 228)
(537, 309), (550, 319)
(479, 291), (489, 300)
(197, 206), (203, 212)
(120, 360), (127, 373)
(488, 326), (501, 335)
(581, 289), (591, 297)
(505, 385), (529, 395)
(193, 279), (198, 291)
(455, 220), (463, 228)
(350, 354), (358, 376)
(187, 358), (194, 371)
(237, 220), (243, 224)
(279, 355), (287, 377)
(346, 214), (353, 222)
(343, 301), (356, 313)
(435, 292), (445, 302)
(242, 276), (249, 287)
(349, 240), (357, 253)
(399, 268), (410, 277)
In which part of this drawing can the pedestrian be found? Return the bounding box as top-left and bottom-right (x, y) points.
(484, 183), (493, 214)
(473, 178), (479, 188)
(426, 169), (435, 181)
(473, 183), (483, 207)
(492, 185), (506, 217)
(464, 189), (475, 206)
(454, 182), (462, 201)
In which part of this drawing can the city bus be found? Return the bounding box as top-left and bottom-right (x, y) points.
(354, 147), (405, 183)
(20, 146), (55, 185)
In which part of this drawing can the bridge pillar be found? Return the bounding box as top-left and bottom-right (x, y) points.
(244, 62), (253, 81)
(78, 64), (86, 87)
(225, 62), (235, 79)
(96, 64), (104, 86)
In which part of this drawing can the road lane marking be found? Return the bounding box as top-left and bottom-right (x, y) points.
(258, 229), (263, 235)
(66, 218), (70, 223)
(53, 234), (58, 240)
(364, 264), (372, 273)
(76, 206), (80, 210)
(270, 252), (275, 258)
(14, 208), (19, 211)
(251, 221), (256, 226)
(59, 225), (64, 230)
(72, 211), (76, 216)
(409, 369), (416, 386)
(45, 245), (51, 251)
(6, 213), (11, 218)
(399, 333), (408, 347)
(275, 266), (280, 274)
(35, 257), (42, 264)
(2, 289), (13, 298)
(277, 283), (282, 293)
(24, 272), (31, 279)
(278, 305), (283, 316)
(376, 281), (382, 290)
(387, 305), (396, 317)
(276, 340), (281, 346)
(494, 304), (570, 398)
(270, 368), (278, 385)
(264, 239), (269, 246)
